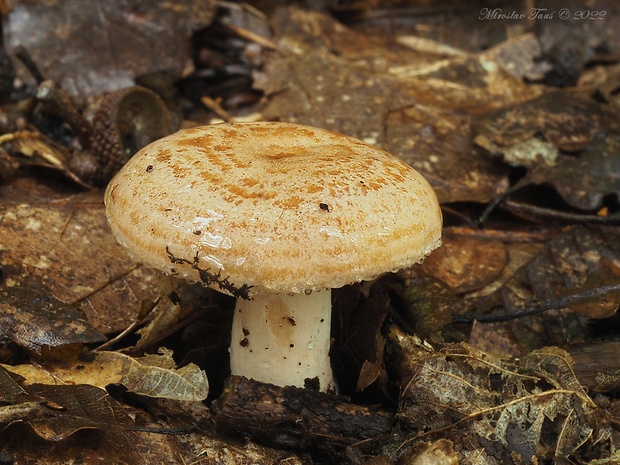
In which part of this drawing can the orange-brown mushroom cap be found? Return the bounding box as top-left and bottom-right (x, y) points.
(104, 122), (442, 297)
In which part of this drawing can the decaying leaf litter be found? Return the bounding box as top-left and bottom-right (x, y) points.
(0, 1), (620, 463)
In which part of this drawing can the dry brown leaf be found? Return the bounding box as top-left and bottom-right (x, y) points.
(0, 366), (140, 441)
(400, 276), (466, 342)
(6, 0), (217, 99)
(529, 133), (620, 212)
(5, 428), (185, 465)
(333, 285), (390, 393)
(257, 6), (537, 204)
(480, 33), (548, 81)
(394, 338), (611, 463)
(24, 383), (136, 441)
(133, 287), (184, 351)
(399, 439), (458, 465)
(0, 366), (289, 464)
(4, 348), (209, 401)
(467, 225), (620, 351)
(0, 179), (160, 333)
(473, 91), (620, 212)
(477, 226), (620, 326)
(0, 286), (106, 355)
(0, 365), (29, 404)
(416, 232), (508, 293)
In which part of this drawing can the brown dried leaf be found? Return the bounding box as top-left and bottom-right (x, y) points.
(401, 276), (465, 341)
(481, 33), (548, 81)
(0, 365), (287, 463)
(0, 286), (106, 355)
(474, 225), (620, 324)
(5, 348), (209, 401)
(464, 226), (620, 355)
(416, 231), (508, 293)
(0, 364), (29, 404)
(258, 6), (535, 204)
(560, 257), (620, 319)
(399, 439), (458, 465)
(474, 92), (620, 211)
(0, 365), (138, 441)
(7, 0), (217, 99)
(333, 285), (390, 393)
(395, 339), (610, 463)
(0, 369), (45, 427)
(519, 348), (601, 458)
(474, 92), (606, 157)
(0, 179), (160, 333)
(5, 428), (184, 465)
(24, 383), (136, 441)
(0, 131), (82, 185)
(520, 347), (593, 407)
(383, 107), (508, 204)
(134, 288), (184, 351)
(529, 133), (620, 211)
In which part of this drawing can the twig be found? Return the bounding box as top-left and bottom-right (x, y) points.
(14, 45), (45, 83)
(504, 200), (620, 225)
(201, 95), (233, 122)
(454, 283), (620, 323)
(443, 226), (557, 243)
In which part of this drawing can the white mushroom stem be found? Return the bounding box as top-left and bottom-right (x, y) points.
(229, 290), (335, 392)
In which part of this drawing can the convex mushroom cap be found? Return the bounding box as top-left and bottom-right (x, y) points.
(104, 122), (442, 297)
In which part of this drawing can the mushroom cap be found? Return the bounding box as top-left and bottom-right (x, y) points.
(104, 122), (442, 296)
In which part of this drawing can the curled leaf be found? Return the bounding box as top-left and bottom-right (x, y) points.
(5, 348), (209, 401)
(395, 340), (609, 462)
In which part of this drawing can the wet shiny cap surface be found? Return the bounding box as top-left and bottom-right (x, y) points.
(104, 122), (442, 296)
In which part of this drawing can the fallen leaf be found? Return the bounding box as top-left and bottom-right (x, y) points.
(401, 276), (465, 342)
(473, 91), (620, 211)
(7, 0), (217, 99)
(473, 225), (620, 322)
(258, 6), (536, 204)
(0, 366), (139, 441)
(0, 286), (106, 355)
(474, 92), (606, 158)
(5, 428), (184, 465)
(416, 231), (508, 293)
(399, 439), (458, 465)
(0, 180), (160, 333)
(394, 339), (610, 463)
(0, 364), (29, 404)
(24, 383), (136, 441)
(333, 284), (390, 394)
(460, 225), (620, 355)
(529, 133), (620, 211)
(0, 366), (265, 464)
(5, 348), (209, 401)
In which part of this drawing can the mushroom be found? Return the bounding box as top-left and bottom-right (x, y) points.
(104, 122), (442, 392)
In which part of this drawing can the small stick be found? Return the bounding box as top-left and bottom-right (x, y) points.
(14, 45), (45, 84)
